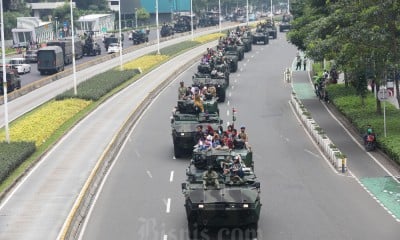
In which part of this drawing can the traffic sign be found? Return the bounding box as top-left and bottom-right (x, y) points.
(101, 27), (107, 33)
(378, 88), (393, 101)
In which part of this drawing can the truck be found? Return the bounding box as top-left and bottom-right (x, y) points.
(61, 37), (84, 59)
(37, 46), (65, 75)
(46, 39), (73, 65)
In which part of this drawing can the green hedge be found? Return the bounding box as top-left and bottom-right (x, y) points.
(327, 84), (400, 164)
(55, 68), (141, 101)
(157, 41), (200, 56)
(0, 141), (36, 183)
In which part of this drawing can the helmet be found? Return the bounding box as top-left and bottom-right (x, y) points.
(367, 129), (372, 134)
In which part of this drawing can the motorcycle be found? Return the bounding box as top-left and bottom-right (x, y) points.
(364, 133), (376, 151)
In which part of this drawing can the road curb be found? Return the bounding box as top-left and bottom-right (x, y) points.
(290, 92), (348, 173)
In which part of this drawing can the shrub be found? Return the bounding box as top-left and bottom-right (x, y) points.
(158, 41), (199, 56)
(56, 69), (140, 101)
(123, 55), (169, 72)
(0, 141), (36, 183)
(0, 99), (91, 147)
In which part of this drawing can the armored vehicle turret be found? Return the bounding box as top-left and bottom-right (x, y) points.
(182, 147), (261, 239)
(171, 99), (221, 158)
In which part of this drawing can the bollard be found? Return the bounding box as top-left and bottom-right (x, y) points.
(342, 158), (346, 173)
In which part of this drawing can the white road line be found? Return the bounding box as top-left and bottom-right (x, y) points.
(166, 198), (171, 213)
(227, 110), (230, 116)
(146, 170), (153, 179)
(229, 92), (232, 97)
(304, 149), (321, 158)
(170, 171), (174, 182)
(163, 235), (168, 240)
(227, 100), (230, 106)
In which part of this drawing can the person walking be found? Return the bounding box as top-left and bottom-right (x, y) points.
(296, 55), (302, 70)
(303, 57), (307, 71)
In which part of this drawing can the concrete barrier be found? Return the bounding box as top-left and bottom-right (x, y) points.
(290, 92), (347, 173)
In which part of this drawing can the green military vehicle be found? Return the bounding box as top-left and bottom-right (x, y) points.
(171, 99), (221, 158)
(182, 147), (261, 239)
(279, 13), (293, 32)
(265, 19), (278, 39)
(192, 72), (227, 102)
(252, 26), (269, 45)
(0, 68), (21, 95)
(240, 31), (253, 52)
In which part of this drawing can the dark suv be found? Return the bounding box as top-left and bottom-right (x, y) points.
(25, 50), (38, 63)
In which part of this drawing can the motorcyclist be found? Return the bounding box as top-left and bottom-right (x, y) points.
(363, 125), (376, 147)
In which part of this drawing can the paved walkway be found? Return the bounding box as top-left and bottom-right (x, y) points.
(291, 66), (400, 222)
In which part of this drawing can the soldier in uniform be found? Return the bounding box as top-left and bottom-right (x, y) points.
(178, 81), (187, 100)
(203, 167), (220, 190)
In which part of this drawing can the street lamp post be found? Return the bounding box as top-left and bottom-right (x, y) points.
(135, 8), (138, 29)
(246, 0), (249, 25)
(55, 17), (58, 39)
(218, 0), (221, 33)
(190, 0), (193, 40)
(70, 0), (77, 95)
(118, 0), (123, 70)
(156, 0), (160, 54)
(1, 0), (10, 143)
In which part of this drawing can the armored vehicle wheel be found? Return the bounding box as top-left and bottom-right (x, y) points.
(174, 144), (183, 158)
(247, 223), (258, 238)
(231, 62), (238, 73)
(218, 89), (226, 103)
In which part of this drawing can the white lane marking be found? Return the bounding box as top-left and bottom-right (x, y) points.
(166, 198), (171, 213)
(147, 170), (153, 179)
(304, 149), (321, 159)
(288, 101), (341, 175)
(231, 85), (234, 89)
(163, 235), (168, 240)
(234, 79), (237, 83)
(227, 100), (230, 106)
(170, 171), (174, 182)
(227, 110), (230, 116)
(229, 92), (232, 97)
(135, 149), (141, 158)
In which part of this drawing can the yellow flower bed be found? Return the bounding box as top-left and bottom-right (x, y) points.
(0, 99), (91, 147)
(194, 33), (225, 44)
(123, 54), (169, 72)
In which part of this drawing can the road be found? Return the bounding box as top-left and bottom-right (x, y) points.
(0, 25), (232, 239)
(79, 34), (400, 240)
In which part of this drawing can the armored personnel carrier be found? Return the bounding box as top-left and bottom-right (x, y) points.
(171, 99), (221, 158)
(182, 147), (261, 239)
(265, 19), (278, 39)
(132, 30), (149, 45)
(279, 14), (293, 32)
(192, 73), (227, 102)
(252, 27), (269, 45)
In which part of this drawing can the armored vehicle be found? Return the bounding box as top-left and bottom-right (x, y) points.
(279, 14), (293, 32)
(0, 68), (21, 95)
(240, 31), (253, 52)
(83, 33), (101, 56)
(171, 99), (221, 158)
(174, 15), (196, 33)
(197, 58), (230, 85)
(198, 11), (219, 27)
(160, 24), (174, 37)
(224, 45), (244, 62)
(265, 19), (278, 39)
(192, 73), (227, 102)
(132, 30), (149, 45)
(182, 147), (261, 239)
(252, 27), (269, 45)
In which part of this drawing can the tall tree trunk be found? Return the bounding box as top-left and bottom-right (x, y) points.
(376, 84), (382, 115)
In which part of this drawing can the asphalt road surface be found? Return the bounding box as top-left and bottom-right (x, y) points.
(79, 34), (400, 240)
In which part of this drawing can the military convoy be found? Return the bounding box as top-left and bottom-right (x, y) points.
(132, 31), (149, 45)
(0, 68), (21, 95)
(169, 26), (261, 238)
(83, 31), (101, 56)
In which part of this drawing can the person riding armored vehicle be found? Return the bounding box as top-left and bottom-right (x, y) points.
(83, 32), (101, 56)
(252, 24), (269, 45)
(182, 147), (260, 239)
(192, 71), (228, 103)
(171, 98), (221, 158)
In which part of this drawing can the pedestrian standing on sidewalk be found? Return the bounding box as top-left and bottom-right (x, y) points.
(296, 55), (302, 70)
(303, 57), (307, 71)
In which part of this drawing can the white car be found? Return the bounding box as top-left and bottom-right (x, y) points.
(107, 43), (121, 54)
(9, 58), (31, 74)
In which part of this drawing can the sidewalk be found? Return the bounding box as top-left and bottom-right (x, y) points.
(291, 68), (400, 222)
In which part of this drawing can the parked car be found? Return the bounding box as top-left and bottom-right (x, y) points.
(24, 49), (38, 63)
(9, 58), (31, 74)
(107, 43), (121, 54)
